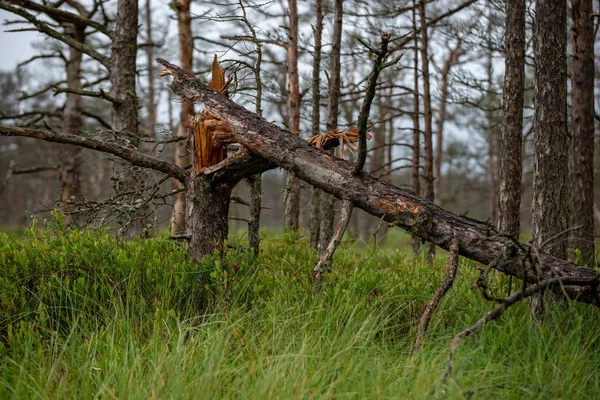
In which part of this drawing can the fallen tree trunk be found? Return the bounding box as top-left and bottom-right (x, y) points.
(158, 58), (600, 306)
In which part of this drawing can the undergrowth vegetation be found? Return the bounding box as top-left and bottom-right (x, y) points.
(1, 224), (599, 398)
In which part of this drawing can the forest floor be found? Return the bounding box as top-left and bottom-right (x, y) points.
(1, 224), (599, 399)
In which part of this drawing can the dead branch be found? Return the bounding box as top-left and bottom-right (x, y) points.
(0, 125), (187, 183)
(313, 199), (353, 291)
(413, 236), (460, 353)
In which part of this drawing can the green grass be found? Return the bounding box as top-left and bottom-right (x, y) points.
(1, 225), (599, 399)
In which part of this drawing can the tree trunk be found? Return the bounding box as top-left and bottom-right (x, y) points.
(186, 175), (232, 261)
(309, 0), (324, 248)
(171, 0), (193, 235)
(283, 0), (301, 231)
(145, 0), (157, 138)
(411, 1), (421, 255)
(418, 0), (435, 261)
(498, 0), (525, 238)
(486, 6), (498, 226)
(569, 0), (595, 264)
(110, 0), (140, 237)
(59, 24), (85, 223)
(319, 0), (343, 255)
(532, 0), (568, 259)
(434, 42), (461, 206)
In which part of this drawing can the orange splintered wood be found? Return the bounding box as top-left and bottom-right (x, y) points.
(191, 55), (231, 174)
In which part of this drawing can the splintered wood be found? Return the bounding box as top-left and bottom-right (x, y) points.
(191, 55), (233, 174)
(190, 55), (369, 174)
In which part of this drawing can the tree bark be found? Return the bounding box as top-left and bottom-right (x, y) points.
(486, 5), (498, 226)
(283, 0), (301, 231)
(411, 1), (421, 255)
(171, 0), (193, 235)
(158, 57), (600, 306)
(145, 0), (157, 138)
(110, 0), (141, 236)
(309, 0), (323, 248)
(532, 0), (568, 259)
(186, 174), (232, 261)
(319, 0), (343, 256)
(434, 41), (461, 206)
(498, 0), (525, 238)
(569, 0), (595, 264)
(418, 0), (435, 261)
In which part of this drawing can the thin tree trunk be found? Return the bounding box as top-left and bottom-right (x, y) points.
(59, 24), (85, 224)
(486, 7), (498, 226)
(171, 0), (193, 235)
(531, 0), (568, 313)
(308, 0), (323, 249)
(283, 0), (301, 231)
(434, 42), (461, 206)
(145, 0), (157, 138)
(498, 0), (525, 238)
(411, 1), (421, 255)
(319, 0), (343, 256)
(110, 0), (140, 237)
(569, 0), (595, 264)
(532, 0), (568, 259)
(418, 0), (435, 261)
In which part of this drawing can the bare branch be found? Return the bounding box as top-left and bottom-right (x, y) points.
(0, 125), (187, 183)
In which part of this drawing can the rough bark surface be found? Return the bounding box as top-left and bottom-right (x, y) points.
(171, 0), (193, 235)
(532, 0), (568, 259)
(418, 1), (435, 260)
(159, 58), (600, 306)
(283, 0), (301, 231)
(568, 0), (595, 263)
(411, 1), (421, 255)
(319, 0), (343, 255)
(498, 0), (525, 237)
(309, 0), (323, 248)
(186, 175), (232, 261)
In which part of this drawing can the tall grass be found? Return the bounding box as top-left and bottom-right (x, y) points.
(1, 225), (599, 398)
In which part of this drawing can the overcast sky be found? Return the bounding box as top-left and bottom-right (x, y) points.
(0, 9), (39, 71)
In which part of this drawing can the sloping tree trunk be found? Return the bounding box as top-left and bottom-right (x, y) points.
(171, 0), (193, 235)
(59, 23), (85, 223)
(498, 0), (525, 238)
(568, 0), (595, 264)
(319, 0), (343, 255)
(309, 0), (324, 249)
(532, 0), (568, 259)
(283, 0), (301, 231)
(154, 58), (600, 306)
(418, 0), (435, 261)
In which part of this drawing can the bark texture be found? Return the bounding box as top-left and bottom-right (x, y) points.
(171, 0), (193, 235)
(418, 1), (435, 260)
(283, 0), (301, 231)
(309, 0), (323, 248)
(569, 0), (595, 263)
(411, 1), (421, 255)
(186, 175), (232, 261)
(319, 0), (343, 255)
(532, 0), (568, 259)
(498, 0), (525, 237)
(158, 57), (600, 305)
